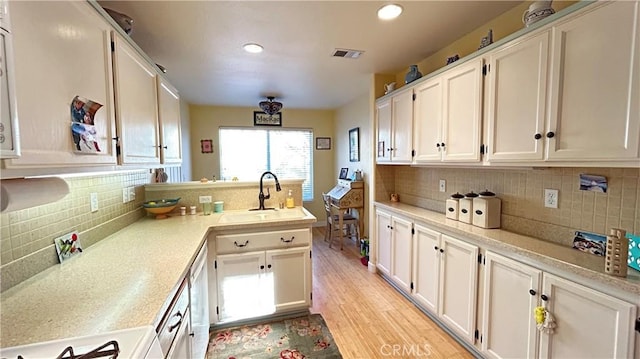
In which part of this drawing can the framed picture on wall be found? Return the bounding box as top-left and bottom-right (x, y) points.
(200, 139), (213, 153)
(316, 137), (331, 150)
(349, 127), (360, 162)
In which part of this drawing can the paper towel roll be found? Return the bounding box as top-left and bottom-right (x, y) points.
(1, 177), (70, 212)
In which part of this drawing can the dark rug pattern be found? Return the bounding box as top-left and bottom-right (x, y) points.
(207, 314), (342, 359)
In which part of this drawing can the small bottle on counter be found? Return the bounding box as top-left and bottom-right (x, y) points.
(286, 190), (295, 208)
(190, 205), (197, 215)
(180, 206), (186, 216)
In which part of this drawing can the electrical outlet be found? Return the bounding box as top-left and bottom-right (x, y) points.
(544, 189), (559, 209)
(122, 188), (129, 203)
(128, 187), (136, 202)
(90, 192), (99, 212)
(199, 195), (212, 204)
(439, 180), (446, 193)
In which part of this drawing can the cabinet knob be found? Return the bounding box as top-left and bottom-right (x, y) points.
(534, 133), (542, 140)
(260, 265), (265, 270)
(389, 226), (393, 230)
(434, 246), (439, 251)
(441, 142), (445, 147)
(267, 264), (272, 269)
(439, 248), (444, 253)
(529, 289), (536, 296)
(546, 131), (555, 138)
(436, 143), (440, 148)
(541, 294), (549, 301)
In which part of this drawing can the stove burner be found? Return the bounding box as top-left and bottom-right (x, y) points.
(54, 340), (119, 359)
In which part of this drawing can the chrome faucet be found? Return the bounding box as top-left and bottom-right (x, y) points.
(254, 171), (281, 210)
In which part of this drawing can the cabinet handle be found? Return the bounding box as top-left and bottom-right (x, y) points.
(541, 294), (549, 301)
(260, 265), (265, 270)
(168, 311), (183, 333)
(529, 289), (536, 296)
(534, 133), (542, 140)
(234, 240), (249, 247)
(281, 236), (294, 243)
(546, 131), (555, 138)
(267, 264), (272, 269)
(475, 210), (483, 215)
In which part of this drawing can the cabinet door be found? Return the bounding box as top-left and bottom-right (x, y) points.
(112, 33), (160, 165)
(216, 251), (268, 322)
(391, 89), (414, 163)
(266, 246), (311, 312)
(157, 77), (182, 164)
(375, 209), (392, 275)
(412, 223), (441, 314)
(539, 273), (636, 359)
(6, 1), (117, 168)
(376, 98), (392, 163)
(486, 31), (549, 162)
(413, 77), (443, 163)
(190, 246), (209, 359)
(441, 58), (483, 162)
(482, 252), (541, 359)
(167, 308), (192, 359)
(547, 1), (640, 161)
(1, 27), (19, 158)
(390, 216), (412, 293)
(438, 234), (478, 342)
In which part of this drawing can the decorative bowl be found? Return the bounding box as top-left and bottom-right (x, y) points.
(143, 198), (180, 219)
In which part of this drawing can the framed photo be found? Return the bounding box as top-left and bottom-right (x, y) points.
(316, 137), (331, 150)
(349, 127), (360, 162)
(254, 111), (282, 126)
(339, 167), (349, 180)
(200, 139), (213, 153)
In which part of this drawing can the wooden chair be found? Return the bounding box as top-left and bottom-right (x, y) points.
(322, 193), (360, 250)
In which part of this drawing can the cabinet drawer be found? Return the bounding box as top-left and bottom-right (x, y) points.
(216, 228), (310, 254)
(157, 277), (189, 356)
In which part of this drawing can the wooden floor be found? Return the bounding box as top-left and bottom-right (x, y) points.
(310, 227), (474, 359)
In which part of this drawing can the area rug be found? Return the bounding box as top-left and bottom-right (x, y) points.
(207, 313), (343, 359)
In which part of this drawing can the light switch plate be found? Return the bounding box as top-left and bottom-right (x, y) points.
(128, 187), (136, 202)
(544, 189), (558, 209)
(439, 180), (446, 192)
(90, 192), (99, 212)
(122, 188), (129, 203)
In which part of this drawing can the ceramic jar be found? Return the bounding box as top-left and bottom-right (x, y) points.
(405, 65), (422, 84)
(445, 192), (464, 220)
(523, 1), (555, 27)
(459, 191), (478, 224)
(472, 190), (502, 229)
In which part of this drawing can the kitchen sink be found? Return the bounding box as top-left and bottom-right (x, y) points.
(218, 207), (308, 224)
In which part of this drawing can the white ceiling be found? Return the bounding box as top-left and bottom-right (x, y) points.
(98, 1), (522, 110)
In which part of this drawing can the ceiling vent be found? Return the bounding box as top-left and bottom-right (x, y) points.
(332, 48), (364, 59)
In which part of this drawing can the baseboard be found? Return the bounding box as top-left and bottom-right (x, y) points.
(378, 273), (484, 359)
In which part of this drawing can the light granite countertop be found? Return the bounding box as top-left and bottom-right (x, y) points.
(0, 207), (316, 349)
(375, 201), (640, 298)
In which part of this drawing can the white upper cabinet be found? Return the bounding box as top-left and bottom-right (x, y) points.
(157, 77), (182, 164)
(485, 31), (550, 162)
(376, 88), (413, 164)
(112, 32), (160, 165)
(413, 58), (483, 164)
(413, 77), (443, 163)
(4, 1), (117, 170)
(546, 1), (640, 161)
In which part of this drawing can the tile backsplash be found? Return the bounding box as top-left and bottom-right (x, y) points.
(376, 166), (640, 246)
(0, 170), (149, 292)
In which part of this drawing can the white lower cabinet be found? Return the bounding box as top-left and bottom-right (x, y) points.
(166, 308), (191, 359)
(213, 229), (312, 323)
(375, 209), (413, 293)
(480, 251), (637, 359)
(412, 223), (479, 342)
(189, 244), (209, 359)
(481, 251), (542, 359)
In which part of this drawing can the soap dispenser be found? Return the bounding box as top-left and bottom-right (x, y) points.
(286, 190), (295, 208)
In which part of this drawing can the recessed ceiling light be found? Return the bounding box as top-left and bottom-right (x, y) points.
(377, 4), (403, 20)
(243, 43), (263, 53)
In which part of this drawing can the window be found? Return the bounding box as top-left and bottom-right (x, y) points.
(219, 128), (314, 201)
